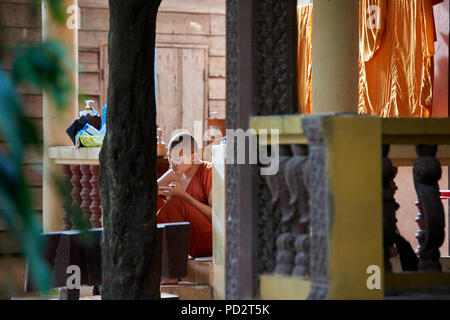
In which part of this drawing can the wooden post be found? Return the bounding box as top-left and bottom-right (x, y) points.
(42, 0), (79, 232)
(310, 0), (359, 114)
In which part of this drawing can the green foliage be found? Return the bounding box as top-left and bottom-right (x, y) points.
(12, 41), (74, 111)
(0, 0), (79, 294)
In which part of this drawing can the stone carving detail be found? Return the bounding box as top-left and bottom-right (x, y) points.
(61, 164), (73, 230)
(413, 145), (445, 271)
(414, 200), (426, 255)
(225, 0), (240, 300)
(302, 116), (329, 300)
(265, 145), (310, 276)
(256, 172), (280, 274)
(382, 145), (399, 272)
(254, 0), (298, 115)
(225, 0), (298, 299)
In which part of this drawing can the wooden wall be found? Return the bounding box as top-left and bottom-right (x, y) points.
(0, 0), (44, 227)
(0, 0), (226, 230)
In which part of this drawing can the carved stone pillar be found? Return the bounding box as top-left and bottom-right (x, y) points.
(382, 145), (398, 272)
(413, 145), (445, 271)
(226, 0), (298, 299)
(80, 165), (92, 225)
(414, 200), (426, 255)
(70, 165), (82, 228)
(61, 164), (73, 230)
(89, 165), (102, 228)
(302, 116), (329, 300)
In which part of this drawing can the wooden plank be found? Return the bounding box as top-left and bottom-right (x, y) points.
(156, 12), (210, 35)
(0, 27), (41, 45)
(21, 94), (43, 119)
(156, 47), (182, 144)
(0, 0), (34, 4)
(159, 0), (225, 15)
(80, 7), (109, 31)
(0, 3), (40, 28)
(209, 56), (225, 77)
(79, 73), (101, 95)
(208, 100), (225, 118)
(16, 82), (42, 95)
(209, 36), (225, 56)
(79, 50), (100, 73)
(78, 0), (108, 8)
(99, 44), (108, 109)
(79, 30), (108, 49)
(210, 15), (225, 35)
(23, 163), (43, 187)
(181, 48), (207, 146)
(208, 78), (225, 100)
(156, 34), (211, 47)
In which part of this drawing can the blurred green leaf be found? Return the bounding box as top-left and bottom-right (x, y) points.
(34, 0), (66, 25)
(11, 40), (74, 110)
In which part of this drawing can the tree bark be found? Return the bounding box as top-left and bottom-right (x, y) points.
(99, 0), (162, 299)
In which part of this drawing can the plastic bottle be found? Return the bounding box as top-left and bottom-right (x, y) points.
(102, 103), (107, 128)
(83, 123), (101, 136)
(79, 100), (99, 117)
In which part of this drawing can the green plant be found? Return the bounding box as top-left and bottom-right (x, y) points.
(0, 0), (76, 293)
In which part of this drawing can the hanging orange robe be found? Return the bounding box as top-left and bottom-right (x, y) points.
(297, 0), (437, 117)
(157, 162), (213, 258)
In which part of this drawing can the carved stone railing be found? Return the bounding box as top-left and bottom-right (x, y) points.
(49, 147), (170, 231)
(49, 147), (103, 230)
(265, 144), (310, 277)
(251, 114), (450, 300)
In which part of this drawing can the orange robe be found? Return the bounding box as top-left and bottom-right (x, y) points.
(157, 162), (213, 258)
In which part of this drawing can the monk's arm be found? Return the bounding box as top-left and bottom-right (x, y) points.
(180, 192), (212, 222)
(157, 169), (177, 187)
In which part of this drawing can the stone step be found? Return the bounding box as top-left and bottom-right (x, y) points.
(161, 281), (213, 300)
(181, 256), (213, 285)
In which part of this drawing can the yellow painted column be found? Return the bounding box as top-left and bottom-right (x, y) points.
(42, 0), (79, 232)
(310, 0), (359, 114)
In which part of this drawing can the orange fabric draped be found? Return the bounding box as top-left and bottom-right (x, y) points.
(359, 0), (436, 117)
(157, 162), (213, 258)
(297, 1), (436, 117)
(297, 4), (313, 114)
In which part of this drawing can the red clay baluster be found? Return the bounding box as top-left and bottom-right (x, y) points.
(89, 165), (102, 228)
(61, 164), (73, 230)
(70, 165), (82, 229)
(80, 165), (92, 226)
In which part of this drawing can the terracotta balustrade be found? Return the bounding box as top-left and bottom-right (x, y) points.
(89, 165), (102, 228)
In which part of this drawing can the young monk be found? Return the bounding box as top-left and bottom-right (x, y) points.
(157, 132), (213, 263)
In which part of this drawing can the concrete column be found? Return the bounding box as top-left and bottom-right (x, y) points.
(311, 0), (359, 114)
(42, 0), (79, 232)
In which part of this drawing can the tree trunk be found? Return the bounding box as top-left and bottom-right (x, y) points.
(99, 0), (162, 299)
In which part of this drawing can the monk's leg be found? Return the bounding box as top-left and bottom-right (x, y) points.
(157, 197), (212, 258)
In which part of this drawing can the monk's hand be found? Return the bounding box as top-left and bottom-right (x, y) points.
(158, 182), (185, 199)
